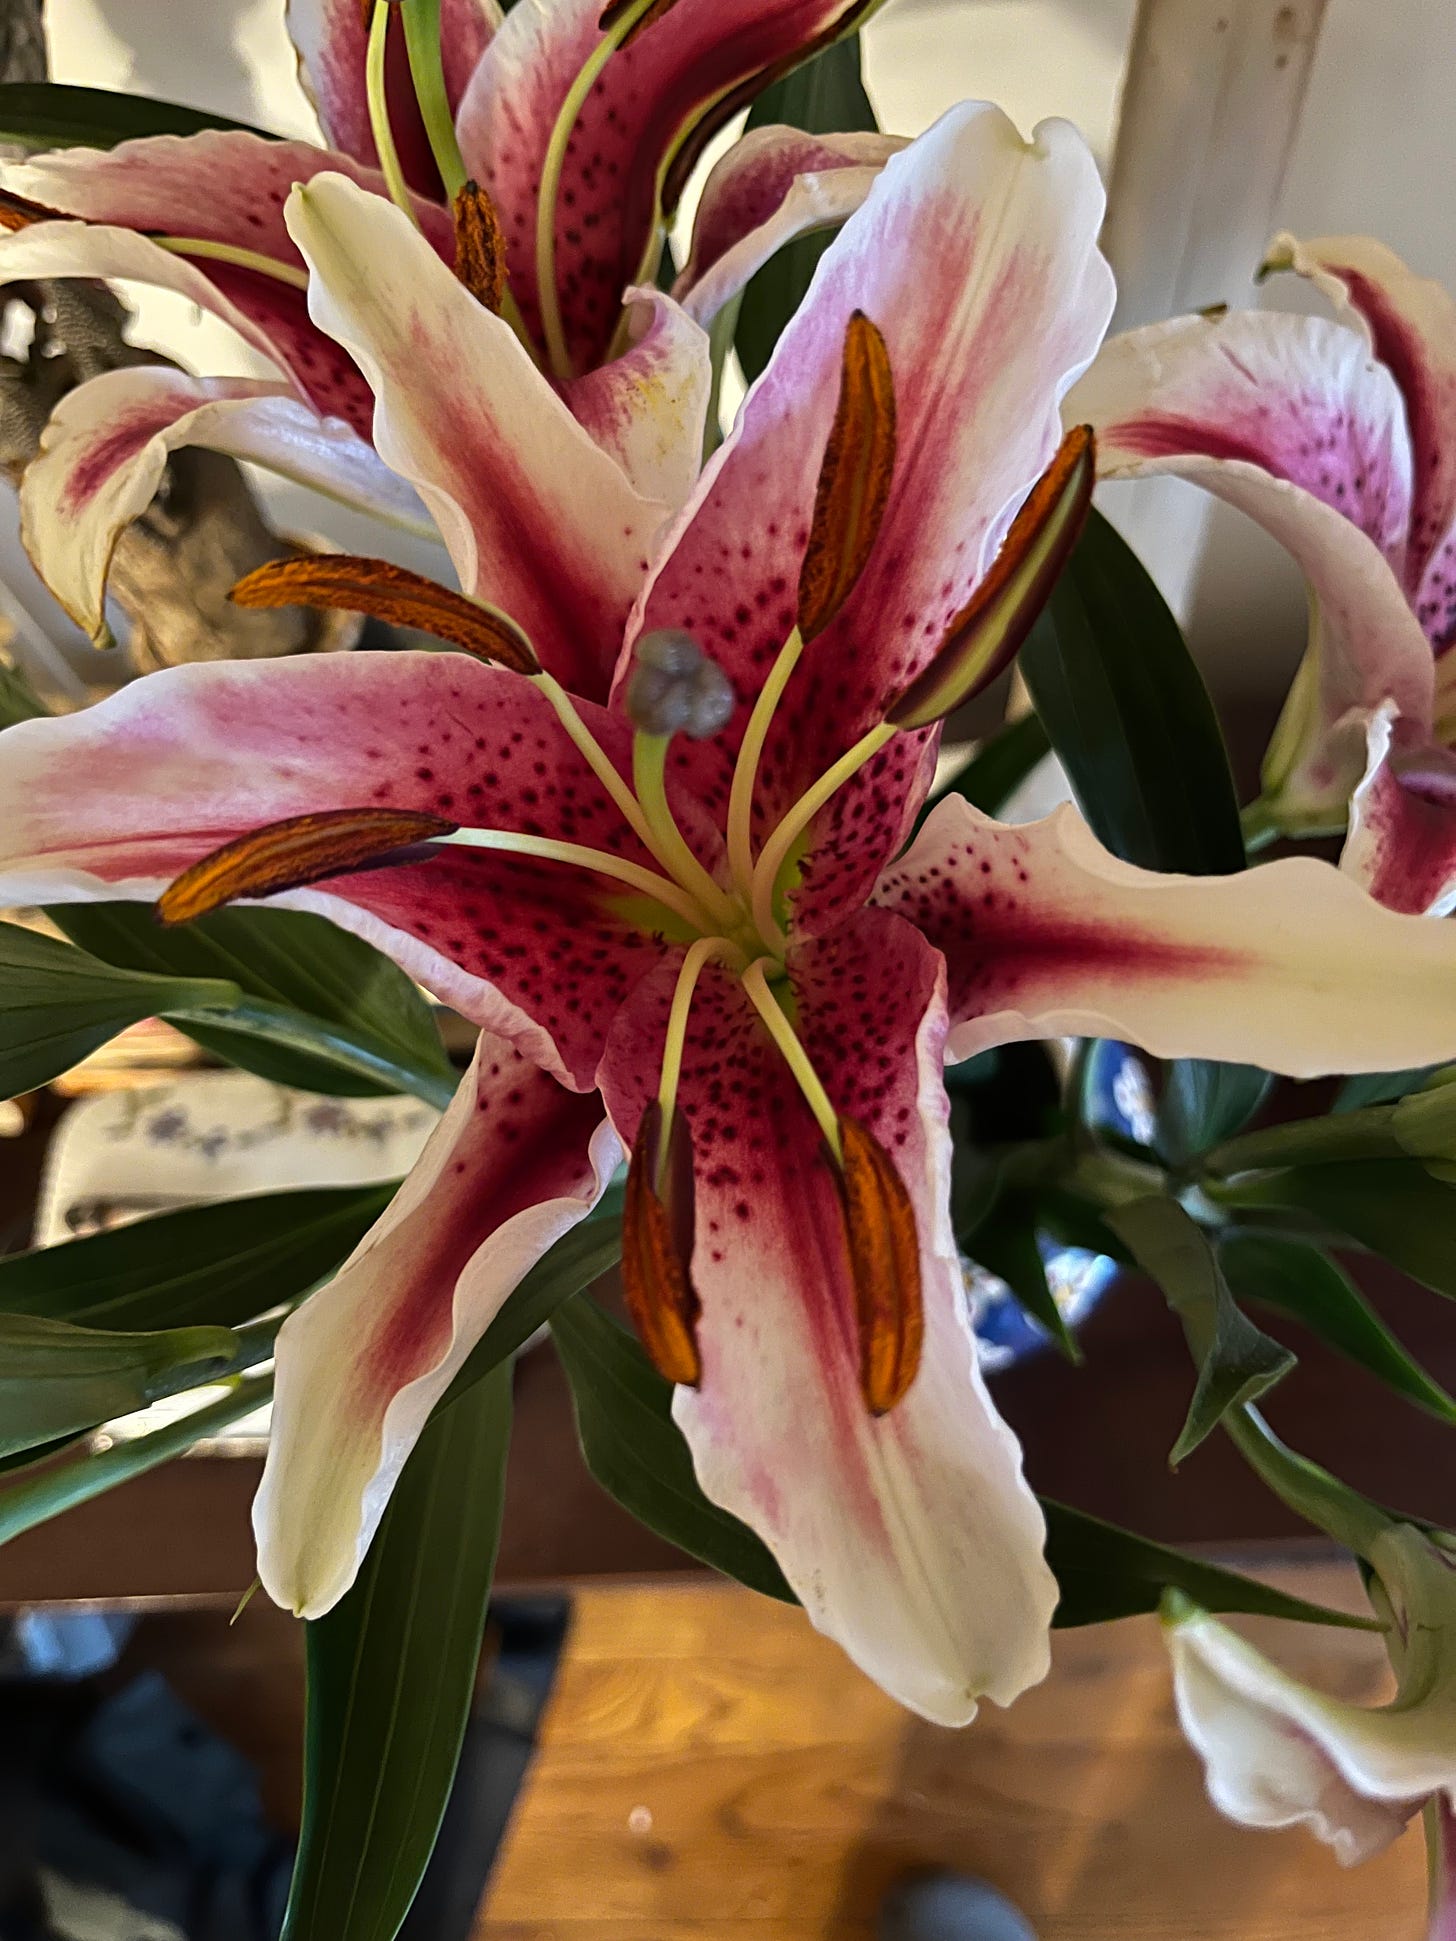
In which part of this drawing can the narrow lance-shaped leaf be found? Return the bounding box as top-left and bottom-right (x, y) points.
(53, 904), (455, 1104)
(1219, 1231), (1456, 1422)
(0, 1185), (395, 1332)
(285, 1361), (513, 1941)
(0, 1312), (239, 1459)
(0, 81), (266, 149)
(0, 918), (240, 1101)
(1157, 1060), (1272, 1166)
(1108, 1195), (1294, 1464)
(1020, 509), (1245, 875)
(550, 1293), (794, 1603)
(1042, 1498), (1378, 1631)
(1226, 1160), (1456, 1303)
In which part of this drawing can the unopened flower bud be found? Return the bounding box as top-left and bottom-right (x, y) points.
(625, 628), (735, 740)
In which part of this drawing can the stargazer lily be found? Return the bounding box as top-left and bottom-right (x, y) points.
(10, 107), (1456, 1723)
(0, 0), (903, 644)
(1071, 235), (1456, 915)
(1167, 1525), (1456, 1938)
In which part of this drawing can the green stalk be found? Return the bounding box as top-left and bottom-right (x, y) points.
(0, 1373), (274, 1548)
(401, 0), (468, 200)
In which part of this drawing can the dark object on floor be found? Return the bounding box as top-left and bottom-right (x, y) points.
(879, 1871), (1038, 1941)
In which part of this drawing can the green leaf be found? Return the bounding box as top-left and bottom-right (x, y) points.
(1020, 511), (1245, 875)
(966, 1193), (1081, 1363)
(1157, 1060), (1271, 1165)
(0, 1311), (239, 1458)
(1042, 1498), (1376, 1630)
(440, 1185), (623, 1407)
(1336, 1067), (1440, 1113)
(0, 919), (240, 1101)
(1233, 1160), (1456, 1302)
(0, 81), (266, 149)
(0, 1372), (272, 1547)
(735, 37), (877, 384)
(0, 660), (45, 727)
(550, 1294), (794, 1603)
(924, 711), (1052, 825)
(0, 1185), (394, 1332)
(52, 905), (454, 1105)
(285, 1361), (512, 1941)
(1219, 1231), (1456, 1422)
(1108, 1196), (1294, 1463)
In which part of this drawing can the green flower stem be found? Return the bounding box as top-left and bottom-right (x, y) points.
(0, 1372), (274, 1548)
(400, 0), (467, 200)
(1201, 1106), (1403, 1179)
(165, 997), (458, 1111)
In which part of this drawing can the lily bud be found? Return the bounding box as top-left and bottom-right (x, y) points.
(625, 628), (735, 739)
(797, 310), (897, 644)
(835, 1116), (923, 1414)
(231, 556), (540, 675)
(622, 1099), (702, 1386)
(156, 808), (454, 926)
(452, 180), (508, 313)
(887, 425), (1094, 731)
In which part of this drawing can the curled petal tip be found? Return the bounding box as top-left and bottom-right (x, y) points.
(156, 807), (455, 926)
(888, 424), (1095, 730)
(230, 555), (540, 674)
(835, 1116), (923, 1415)
(622, 1099), (702, 1386)
(797, 310), (897, 643)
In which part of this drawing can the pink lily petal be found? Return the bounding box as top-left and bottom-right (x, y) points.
(286, 171), (669, 698)
(455, 0), (878, 373)
(561, 287), (710, 511)
(256, 1029), (620, 1616)
(597, 909), (1056, 1724)
(1342, 705), (1456, 916)
(2, 134), (454, 436)
(1432, 1799), (1456, 1941)
(286, 0), (498, 188)
(629, 102), (1113, 927)
(1268, 232), (1456, 621)
(21, 367), (425, 638)
(1070, 307), (1434, 823)
(673, 124), (906, 329)
(1167, 1605), (1424, 1865)
(877, 795), (1456, 1078)
(0, 651), (690, 1088)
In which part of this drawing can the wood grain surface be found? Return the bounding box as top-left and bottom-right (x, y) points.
(475, 1563), (1424, 1941)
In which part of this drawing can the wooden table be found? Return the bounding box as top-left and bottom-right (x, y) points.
(475, 1563), (1423, 1941)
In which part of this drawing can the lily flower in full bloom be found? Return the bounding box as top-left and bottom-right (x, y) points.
(8, 109), (1456, 1722)
(1072, 235), (1456, 915)
(0, 0), (903, 643)
(1167, 1524), (1456, 1938)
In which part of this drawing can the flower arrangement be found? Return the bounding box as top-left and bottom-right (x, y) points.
(1, 1), (1456, 1933)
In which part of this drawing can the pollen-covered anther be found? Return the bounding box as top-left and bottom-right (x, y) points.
(0, 188), (68, 232)
(797, 309), (897, 643)
(452, 180), (508, 313)
(156, 808), (455, 926)
(888, 424), (1095, 731)
(625, 629), (735, 740)
(230, 555), (540, 675)
(834, 1117), (924, 1415)
(622, 1100), (702, 1387)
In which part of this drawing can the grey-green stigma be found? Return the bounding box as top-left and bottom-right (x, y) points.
(624, 629), (736, 740)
